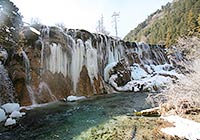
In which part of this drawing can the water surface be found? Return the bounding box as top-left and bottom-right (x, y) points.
(0, 92), (151, 140)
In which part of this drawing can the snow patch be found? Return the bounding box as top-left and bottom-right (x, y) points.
(161, 115), (200, 140)
(150, 63), (172, 71)
(108, 62), (178, 92)
(104, 62), (117, 82)
(131, 64), (147, 80)
(9, 111), (26, 118)
(4, 118), (16, 126)
(117, 80), (144, 92)
(145, 75), (172, 88)
(144, 64), (153, 73)
(0, 103), (25, 126)
(1, 103), (20, 113)
(67, 96), (86, 102)
(0, 108), (6, 122)
(109, 74), (118, 89)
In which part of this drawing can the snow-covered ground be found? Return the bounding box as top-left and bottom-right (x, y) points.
(107, 63), (180, 92)
(161, 115), (200, 140)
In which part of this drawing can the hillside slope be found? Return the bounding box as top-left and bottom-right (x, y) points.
(124, 0), (200, 46)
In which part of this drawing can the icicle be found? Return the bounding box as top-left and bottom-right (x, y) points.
(71, 39), (85, 91)
(85, 39), (98, 83)
(45, 43), (69, 77)
(108, 41), (115, 64)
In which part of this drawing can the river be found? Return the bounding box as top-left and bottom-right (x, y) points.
(0, 92), (151, 140)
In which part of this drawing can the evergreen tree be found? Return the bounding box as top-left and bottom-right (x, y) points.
(165, 31), (172, 47)
(187, 10), (197, 35)
(198, 14), (200, 33)
(124, 0), (200, 46)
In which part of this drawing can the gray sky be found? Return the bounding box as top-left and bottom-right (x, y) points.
(11, 0), (173, 38)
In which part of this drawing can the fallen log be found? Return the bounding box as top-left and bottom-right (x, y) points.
(134, 107), (161, 117)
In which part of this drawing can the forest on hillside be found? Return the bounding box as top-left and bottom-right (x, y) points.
(124, 0), (200, 46)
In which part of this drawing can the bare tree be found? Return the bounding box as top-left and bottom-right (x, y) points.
(96, 15), (109, 35)
(30, 17), (41, 25)
(112, 12), (120, 38)
(55, 22), (66, 30)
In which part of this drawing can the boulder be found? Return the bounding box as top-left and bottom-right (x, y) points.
(0, 108), (6, 122)
(1, 103), (20, 114)
(111, 59), (131, 87)
(4, 118), (16, 126)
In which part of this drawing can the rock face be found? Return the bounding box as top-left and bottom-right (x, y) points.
(0, 48), (15, 105)
(77, 65), (93, 96)
(111, 59), (131, 87)
(1, 25), (173, 106)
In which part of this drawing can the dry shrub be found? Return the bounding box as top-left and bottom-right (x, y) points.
(147, 37), (200, 115)
(175, 37), (200, 60)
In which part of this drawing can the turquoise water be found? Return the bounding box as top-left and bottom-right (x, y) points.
(0, 92), (151, 140)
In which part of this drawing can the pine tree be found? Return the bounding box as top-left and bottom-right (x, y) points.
(124, 0), (200, 44)
(165, 31), (172, 47)
(198, 14), (200, 33)
(187, 10), (197, 35)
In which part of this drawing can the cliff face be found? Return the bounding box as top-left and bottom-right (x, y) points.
(0, 25), (172, 106)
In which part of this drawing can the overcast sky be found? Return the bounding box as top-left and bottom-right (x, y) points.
(11, 0), (173, 38)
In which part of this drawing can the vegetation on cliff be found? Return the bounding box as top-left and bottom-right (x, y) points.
(0, 0), (23, 48)
(124, 0), (200, 46)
